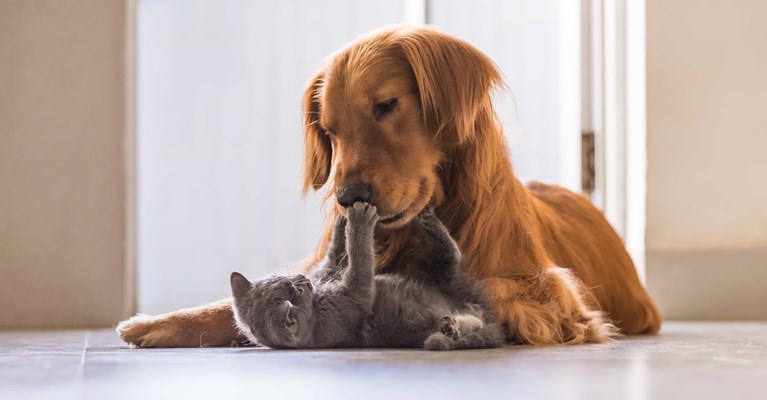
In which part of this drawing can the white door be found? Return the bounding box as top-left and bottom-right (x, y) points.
(136, 0), (582, 313)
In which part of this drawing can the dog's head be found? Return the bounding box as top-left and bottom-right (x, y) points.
(303, 25), (502, 228)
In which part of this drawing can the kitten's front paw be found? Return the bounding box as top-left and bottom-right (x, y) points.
(415, 207), (436, 220)
(413, 207), (441, 228)
(347, 202), (379, 228)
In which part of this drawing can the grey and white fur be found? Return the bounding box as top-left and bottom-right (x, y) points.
(230, 202), (505, 350)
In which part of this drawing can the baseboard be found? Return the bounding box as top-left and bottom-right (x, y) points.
(646, 248), (767, 320)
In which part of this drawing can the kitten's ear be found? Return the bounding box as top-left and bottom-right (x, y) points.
(230, 272), (251, 298)
(278, 300), (296, 326)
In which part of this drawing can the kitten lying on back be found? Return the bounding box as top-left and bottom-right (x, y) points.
(230, 203), (504, 350)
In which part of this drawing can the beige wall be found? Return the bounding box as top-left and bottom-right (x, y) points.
(646, 0), (767, 251)
(0, 0), (128, 328)
(646, 0), (767, 319)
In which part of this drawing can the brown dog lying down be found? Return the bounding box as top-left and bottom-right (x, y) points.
(118, 25), (660, 348)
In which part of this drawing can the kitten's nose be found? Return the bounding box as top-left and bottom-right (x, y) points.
(337, 181), (372, 208)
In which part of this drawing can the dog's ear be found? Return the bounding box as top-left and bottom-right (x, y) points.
(302, 69), (332, 194)
(398, 27), (503, 144)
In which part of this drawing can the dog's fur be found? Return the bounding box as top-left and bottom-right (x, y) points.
(118, 25), (660, 347)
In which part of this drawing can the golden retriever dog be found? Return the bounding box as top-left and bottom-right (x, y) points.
(118, 25), (660, 347)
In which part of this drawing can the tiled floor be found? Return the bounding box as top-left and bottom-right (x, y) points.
(1, 322), (765, 400)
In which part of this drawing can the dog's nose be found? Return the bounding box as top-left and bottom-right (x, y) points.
(337, 181), (372, 208)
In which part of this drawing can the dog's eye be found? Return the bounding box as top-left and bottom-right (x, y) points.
(373, 98), (398, 119)
(321, 125), (335, 136)
(319, 121), (336, 136)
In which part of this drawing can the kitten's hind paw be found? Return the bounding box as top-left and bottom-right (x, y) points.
(440, 316), (460, 340)
(424, 332), (455, 351)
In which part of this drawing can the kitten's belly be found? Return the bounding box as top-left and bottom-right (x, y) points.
(369, 275), (452, 347)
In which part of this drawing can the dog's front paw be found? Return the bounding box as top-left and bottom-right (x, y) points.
(347, 202), (379, 228)
(117, 299), (244, 348)
(116, 314), (169, 348)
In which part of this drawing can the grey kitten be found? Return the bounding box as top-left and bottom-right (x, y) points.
(230, 202), (504, 350)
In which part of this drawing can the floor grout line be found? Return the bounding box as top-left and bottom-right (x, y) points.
(72, 330), (91, 383)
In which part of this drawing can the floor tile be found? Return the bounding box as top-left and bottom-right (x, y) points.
(1, 322), (766, 400)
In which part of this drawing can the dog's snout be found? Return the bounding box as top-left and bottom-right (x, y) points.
(337, 181), (372, 208)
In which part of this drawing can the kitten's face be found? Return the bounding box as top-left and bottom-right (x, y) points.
(230, 272), (314, 348)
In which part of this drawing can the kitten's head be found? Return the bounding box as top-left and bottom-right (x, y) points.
(230, 271), (314, 348)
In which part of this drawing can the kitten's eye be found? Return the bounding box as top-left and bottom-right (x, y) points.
(373, 98), (398, 119)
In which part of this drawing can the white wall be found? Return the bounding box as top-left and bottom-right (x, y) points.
(430, 0), (581, 190)
(137, 0), (404, 314)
